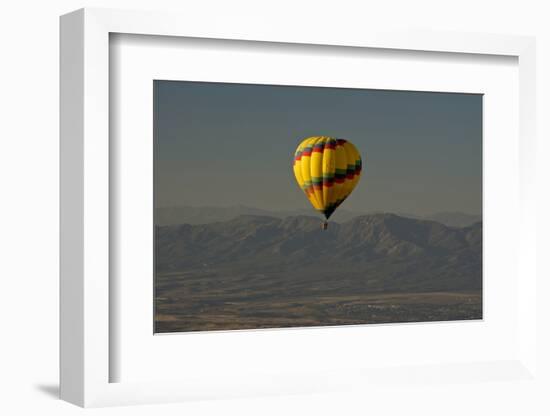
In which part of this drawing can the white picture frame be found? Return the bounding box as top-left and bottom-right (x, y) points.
(60, 7), (537, 408)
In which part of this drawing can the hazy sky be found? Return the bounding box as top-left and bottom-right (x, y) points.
(154, 80), (482, 216)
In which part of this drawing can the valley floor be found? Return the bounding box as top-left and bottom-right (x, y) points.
(155, 282), (482, 333)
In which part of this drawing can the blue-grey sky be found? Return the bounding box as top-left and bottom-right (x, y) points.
(154, 80), (482, 216)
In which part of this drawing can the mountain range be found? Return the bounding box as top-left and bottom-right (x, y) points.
(155, 205), (481, 228)
(155, 213), (482, 332)
(156, 213), (481, 293)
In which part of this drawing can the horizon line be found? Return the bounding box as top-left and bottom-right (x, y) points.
(154, 204), (482, 217)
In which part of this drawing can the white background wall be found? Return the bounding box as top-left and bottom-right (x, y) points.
(1, 0), (548, 415)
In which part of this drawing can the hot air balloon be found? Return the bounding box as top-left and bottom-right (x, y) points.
(293, 136), (362, 230)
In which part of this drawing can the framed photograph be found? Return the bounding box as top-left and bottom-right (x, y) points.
(152, 80), (483, 334)
(60, 8), (538, 408)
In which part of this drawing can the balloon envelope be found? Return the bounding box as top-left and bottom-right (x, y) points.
(293, 136), (362, 220)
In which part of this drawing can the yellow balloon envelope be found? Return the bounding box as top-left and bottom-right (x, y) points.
(293, 136), (362, 221)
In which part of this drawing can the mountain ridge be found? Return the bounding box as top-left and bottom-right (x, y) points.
(156, 213), (482, 293)
(155, 205), (482, 227)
